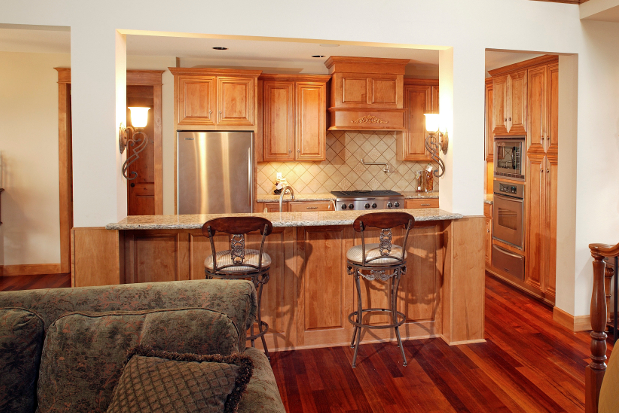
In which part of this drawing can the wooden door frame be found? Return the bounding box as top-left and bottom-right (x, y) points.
(55, 68), (164, 274)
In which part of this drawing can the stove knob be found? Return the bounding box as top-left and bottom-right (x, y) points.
(341, 204), (347, 210)
(348, 204), (355, 210)
(387, 202), (393, 208)
(372, 203), (377, 209)
(394, 202), (400, 208)
(364, 203), (370, 209)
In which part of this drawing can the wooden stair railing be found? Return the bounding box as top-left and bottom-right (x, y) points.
(587, 242), (619, 413)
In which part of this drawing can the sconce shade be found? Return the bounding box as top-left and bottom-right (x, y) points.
(129, 107), (150, 128)
(424, 114), (439, 133)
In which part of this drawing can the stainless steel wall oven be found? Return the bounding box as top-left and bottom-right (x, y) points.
(492, 180), (525, 280)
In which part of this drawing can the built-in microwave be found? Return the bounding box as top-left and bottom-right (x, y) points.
(494, 137), (525, 180)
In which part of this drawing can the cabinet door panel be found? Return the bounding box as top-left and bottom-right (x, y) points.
(528, 66), (546, 150)
(341, 76), (369, 105)
(289, 201), (333, 212)
(492, 75), (508, 135)
(547, 63), (559, 152)
(263, 81), (294, 161)
(485, 82), (494, 160)
(526, 154), (544, 290)
(217, 77), (254, 126)
(178, 76), (216, 126)
(296, 82), (326, 161)
(371, 76), (399, 106)
(508, 70), (527, 134)
(401, 85), (432, 161)
(544, 157), (558, 299)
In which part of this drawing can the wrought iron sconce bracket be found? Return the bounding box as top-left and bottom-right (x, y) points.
(119, 123), (148, 180)
(424, 130), (449, 178)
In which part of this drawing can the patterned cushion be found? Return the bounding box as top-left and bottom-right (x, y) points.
(106, 346), (253, 413)
(0, 279), (258, 349)
(37, 308), (241, 413)
(0, 308), (44, 413)
(346, 243), (405, 265)
(205, 249), (271, 273)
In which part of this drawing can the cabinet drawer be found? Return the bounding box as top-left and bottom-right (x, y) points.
(262, 202), (287, 213)
(405, 198), (439, 209)
(289, 201), (334, 212)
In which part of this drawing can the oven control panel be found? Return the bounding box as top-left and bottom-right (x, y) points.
(493, 180), (524, 199)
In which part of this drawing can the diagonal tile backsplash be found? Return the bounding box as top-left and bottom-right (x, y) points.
(256, 131), (439, 195)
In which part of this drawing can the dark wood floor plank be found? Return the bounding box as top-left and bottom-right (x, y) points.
(270, 274), (603, 413)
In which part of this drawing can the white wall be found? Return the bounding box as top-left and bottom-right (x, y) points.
(0, 51), (70, 266)
(2, 0), (619, 317)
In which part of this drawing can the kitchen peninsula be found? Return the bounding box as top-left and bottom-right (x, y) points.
(92, 208), (485, 351)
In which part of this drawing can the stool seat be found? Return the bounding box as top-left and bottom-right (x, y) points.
(204, 250), (271, 273)
(346, 243), (405, 266)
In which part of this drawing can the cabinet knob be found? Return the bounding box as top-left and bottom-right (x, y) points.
(508, 117), (511, 121)
(297, 149), (300, 153)
(289, 150), (292, 154)
(504, 118), (507, 122)
(547, 169), (550, 173)
(209, 110), (212, 116)
(219, 110), (222, 115)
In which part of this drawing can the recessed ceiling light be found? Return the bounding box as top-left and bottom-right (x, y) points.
(212, 47), (228, 51)
(312, 55), (325, 58)
(319, 44), (340, 48)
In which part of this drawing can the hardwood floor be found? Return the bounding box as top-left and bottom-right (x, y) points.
(1, 272), (612, 412)
(270, 273), (613, 413)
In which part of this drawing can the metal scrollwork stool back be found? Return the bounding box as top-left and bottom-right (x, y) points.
(347, 212), (415, 368)
(202, 217), (273, 358)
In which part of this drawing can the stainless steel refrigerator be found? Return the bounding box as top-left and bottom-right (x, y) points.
(177, 131), (253, 214)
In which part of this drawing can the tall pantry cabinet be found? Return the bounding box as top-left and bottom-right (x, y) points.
(487, 55), (559, 304)
(525, 60), (559, 302)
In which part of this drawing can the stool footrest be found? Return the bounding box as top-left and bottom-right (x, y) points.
(348, 308), (406, 329)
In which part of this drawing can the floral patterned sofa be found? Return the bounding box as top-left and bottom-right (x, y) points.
(0, 279), (285, 413)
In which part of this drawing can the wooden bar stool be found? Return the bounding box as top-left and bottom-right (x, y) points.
(202, 217), (273, 358)
(347, 212), (415, 368)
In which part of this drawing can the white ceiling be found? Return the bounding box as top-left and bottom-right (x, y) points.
(0, 26), (550, 76)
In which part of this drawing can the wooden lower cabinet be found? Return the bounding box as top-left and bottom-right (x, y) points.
(288, 201), (333, 212)
(484, 203), (492, 267)
(405, 198), (439, 209)
(114, 218), (485, 350)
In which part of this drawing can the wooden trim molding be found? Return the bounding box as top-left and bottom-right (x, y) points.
(1, 264), (62, 276)
(488, 55), (559, 77)
(553, 306), (592, 332)
(531, 0), (587, 3)
(55, 68), (72, 274)
(404, 78), (439, 86)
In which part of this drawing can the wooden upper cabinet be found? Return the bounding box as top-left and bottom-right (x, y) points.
(491, 70), (527, 136)
(177, 76), (217, 126)
(527, 66), (546, 150)
(170, 68), (261, 129)
(296, 82), (326, 161)
(485, 78), (494, 161)
(261, 74), (330, 162)
(547, 63), (559, 152)
(335, 73), (401, 109)
(397, 79), (438, 161)
(263, 81), (295, 161)
(217, 77), (255, 126)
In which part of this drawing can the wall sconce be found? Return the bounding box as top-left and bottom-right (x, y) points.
(424, 114), (449, 178)
(119, 107), (150, 180)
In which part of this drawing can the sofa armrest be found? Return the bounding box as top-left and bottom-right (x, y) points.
(238, 348), (286, 413)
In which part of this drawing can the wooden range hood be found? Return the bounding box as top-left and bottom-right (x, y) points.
(325, 56), (409, 131)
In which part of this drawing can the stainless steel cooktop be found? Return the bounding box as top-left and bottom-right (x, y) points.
(330, 190), (405, 211)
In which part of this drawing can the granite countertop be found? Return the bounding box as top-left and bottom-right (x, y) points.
(257, 191), (438, 203)
(484, 194), (493, 205)
(106, 209), (463, 230)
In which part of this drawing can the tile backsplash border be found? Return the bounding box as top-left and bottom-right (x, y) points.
(256, 131), (439, 195)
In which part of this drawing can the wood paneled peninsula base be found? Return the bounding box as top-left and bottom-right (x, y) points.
(76, 209), (484, 351)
